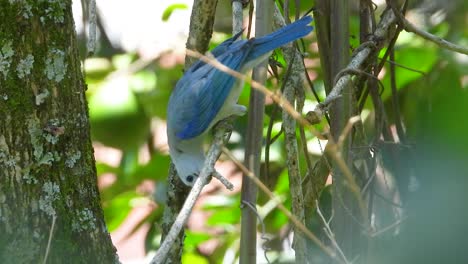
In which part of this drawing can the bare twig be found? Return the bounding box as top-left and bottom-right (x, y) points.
(264, 104), (280, 183)
(370, 216), (406, 237)
(42, 215), (56, 264)
(241, 201), (272, 264)
(238, 1), (264, 263)
(316, 201), (351, 264)
(213, 171), (234, 190)
(86, 0), (96, 56)
(232, 0), (244, 35)
(337, 116), (361, 149)
(387, 0), (468, 55)
(273, 8), (307, 262)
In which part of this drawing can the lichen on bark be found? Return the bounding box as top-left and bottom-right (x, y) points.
(0, 1), (118, 263)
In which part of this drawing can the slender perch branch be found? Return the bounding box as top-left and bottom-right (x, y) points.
(239, 1), (272, 262)
(272, 7), (307, 262)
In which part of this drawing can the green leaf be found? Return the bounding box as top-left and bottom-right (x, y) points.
(162, 4), (188, 21)
(87, 74), (150, 150)
(380, 44), (438, 101)
(181, 252), (208, 264)
(103, 191), (140, 231)
(96, 162), (120, 176)
(207, 208), (240, 226)
(131, 153), (171, 181)
(185, 231), (212, 249)
(201, 195), (237, 209)
(141, 66), (182, 119)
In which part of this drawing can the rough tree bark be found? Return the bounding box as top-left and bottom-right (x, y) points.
(0, 1), (117, 263)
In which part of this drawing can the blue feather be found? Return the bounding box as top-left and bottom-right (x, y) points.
(168, 16), (314, 140)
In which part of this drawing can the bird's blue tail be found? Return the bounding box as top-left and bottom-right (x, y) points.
(247, 15), (313, 60)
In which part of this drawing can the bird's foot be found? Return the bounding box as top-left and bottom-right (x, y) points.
(215, 118), (234, 132)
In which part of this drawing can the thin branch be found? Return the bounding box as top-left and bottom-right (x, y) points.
(337, 116), (361, 149)
(151, 125), (231, 264)
(316, 201), (351, 264)
(264, 104), (280, 183)
(213, 171), (234, 190)
(273, 7), (307, 262)
(232, 0), (244, 35)
(42, 215), (56, 264)
(86, 0), (97, 56)
(387, 0), (468, 55)
(381, 58), (426, 76)
(389, 50), (406, 143)
(239, 0), (264, 262)
(370, 216), (406, 237)
(241, 201), (272, 264)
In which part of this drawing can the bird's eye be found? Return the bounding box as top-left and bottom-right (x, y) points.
(186, 173), (199, 183)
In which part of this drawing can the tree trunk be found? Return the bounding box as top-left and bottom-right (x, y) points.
(0, 1), (117, 263)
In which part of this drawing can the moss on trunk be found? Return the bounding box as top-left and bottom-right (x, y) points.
(0, 1), (118, 263)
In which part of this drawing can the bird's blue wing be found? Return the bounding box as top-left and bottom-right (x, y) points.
(168, 16), (313, 140)
(169, 41), (253, 140)
(187, 30), (244, 73)
(247, 16), (313, 61)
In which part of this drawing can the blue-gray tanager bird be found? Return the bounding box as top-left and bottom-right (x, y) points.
(167, 15), (313, 186)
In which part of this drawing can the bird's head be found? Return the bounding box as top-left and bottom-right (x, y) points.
(169, 148), (205, 186)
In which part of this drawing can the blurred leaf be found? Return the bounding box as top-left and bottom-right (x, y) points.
(185, 231), (212, 249)
(404, 62), (466, 148)
(112, 53), (136, 69)
(275, 169), (290, 195)
(103, 191), (139, 231)
(131, 153), (171, 181)
(379, 43), (438, 102)
(201, 195), (237, 209)
(120, 150), (140, 183)
(84, 57), (114, 84)
(96, 162), (120, 176)
(181, 252), (208, 264)
(130, 70), (157, 93)
(141, 65), (182, 119)
(267, 169), (291, 231)
(207, 208), (240, 226)
(145, 223), (161, 253)
(125, 207), (163, 242)
(270, 209), (289, 231)
(87, 75), (150, 150)
(162, 3), (188, 21)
